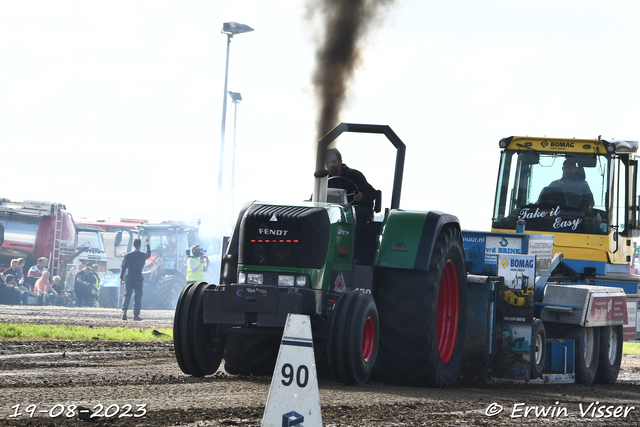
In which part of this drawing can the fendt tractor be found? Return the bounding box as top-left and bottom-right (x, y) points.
(174, 124), (636, 388)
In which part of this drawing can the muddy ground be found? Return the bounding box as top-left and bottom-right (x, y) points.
(0, 306), (639, 426)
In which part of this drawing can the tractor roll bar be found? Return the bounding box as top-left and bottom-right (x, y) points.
(313, 123), (405, 210)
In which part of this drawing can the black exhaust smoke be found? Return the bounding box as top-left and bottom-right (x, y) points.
(310, 0), (395, 177)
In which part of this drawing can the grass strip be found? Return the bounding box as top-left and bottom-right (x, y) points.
(623, 341), (640, 356)
(0, 323), (172, 341)
(1, 322), (638, 354)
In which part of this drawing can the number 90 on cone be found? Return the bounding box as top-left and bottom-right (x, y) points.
(261, 314), (322, 427)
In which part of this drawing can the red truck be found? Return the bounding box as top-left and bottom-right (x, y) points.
(0, 198), (77, 280)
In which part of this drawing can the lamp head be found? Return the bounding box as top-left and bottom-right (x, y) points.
(222, 22), (254, 36)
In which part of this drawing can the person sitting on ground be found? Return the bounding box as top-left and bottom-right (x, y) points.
(51, 275), (72, 306)
(16, 258), (26, 283)
(34, 271), (58, 305)
(4, 260), (20, 282)
(27, 257), (48, 292)
(0, 273), (22, 305)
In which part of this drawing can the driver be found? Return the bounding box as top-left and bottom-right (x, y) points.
(326, 148), (377, 263)
(326, 148), (376, 212)
(538, 159), (595, 211)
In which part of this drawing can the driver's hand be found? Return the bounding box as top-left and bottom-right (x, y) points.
(354, 192), (363, 202)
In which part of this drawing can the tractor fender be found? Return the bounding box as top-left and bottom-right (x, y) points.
(375, 210), (461, 271)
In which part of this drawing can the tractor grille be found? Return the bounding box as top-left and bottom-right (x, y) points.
(239, 205), (330, 269)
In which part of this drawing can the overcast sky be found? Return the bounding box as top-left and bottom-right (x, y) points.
(1, 0), (639, 239)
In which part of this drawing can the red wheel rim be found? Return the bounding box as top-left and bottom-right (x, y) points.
(437, 259), (459, 364)
(362, 316), (375, 362)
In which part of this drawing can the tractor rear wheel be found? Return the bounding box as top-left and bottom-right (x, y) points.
(595, 325), (623, 384)
(224, 332), (282, 376)
(98, 286), (118, 308)
(327, 290), (379, 385)
(376, 226), (467, 388)
(154, 274), (186, 310)
(530, 318), (546, 379)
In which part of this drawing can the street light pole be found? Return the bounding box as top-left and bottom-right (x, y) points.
(228, 91), (242, 218)
(217, 22), (253, 199)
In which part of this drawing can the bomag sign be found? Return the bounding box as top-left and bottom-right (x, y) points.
(550, 140), (575, 148)
(540, 139), (575, 150)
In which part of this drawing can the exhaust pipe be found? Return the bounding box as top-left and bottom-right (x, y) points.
(312, 170), (328, 203)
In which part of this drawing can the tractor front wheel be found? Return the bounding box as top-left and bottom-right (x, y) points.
(174, 282), (226, 377)
(327, 290), (379, 385)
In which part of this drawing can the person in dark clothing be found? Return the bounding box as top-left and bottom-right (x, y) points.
(4, 260), (20, 283)
(75, 266), (97, 307)
(326, 147), (377, 264)
(120, 237), (151, 321)
(0, 273), (22, 305)
(326, 148), (376, 212)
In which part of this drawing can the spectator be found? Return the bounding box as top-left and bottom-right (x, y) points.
(5, 260), (20, 280)
(75, 266), (97, 307)
(90, 264), (101, 294)
(51, 275), (72, 306)
(34, 271), (58, 305)
(0, 273), (23, 305)
(27, 257), (48, 292)
(51, 275), (64, 294)
(16, 258), (26, 283)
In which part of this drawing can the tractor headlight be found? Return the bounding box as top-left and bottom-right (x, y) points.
(238, 272), (246, 284)
(278, 275), (295, 287)
(296, 275), (307, 287)
(248, 273), (264, 285)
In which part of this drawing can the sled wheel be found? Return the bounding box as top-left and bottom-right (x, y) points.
(189, 283), (226, 376)
(328, 291), (379, 385)
(572, 326), (600, 384)
(376, 226), (467, 388)
(530, 318), (546, 379)
(595, 325), (623, 384)
(224, 332), (282, 376)
(173, 282), (195, 374)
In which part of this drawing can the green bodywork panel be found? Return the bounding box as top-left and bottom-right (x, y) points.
(375, 209), (427, 269)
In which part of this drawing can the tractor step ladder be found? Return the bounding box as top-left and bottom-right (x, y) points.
(51, 204), (63, 276)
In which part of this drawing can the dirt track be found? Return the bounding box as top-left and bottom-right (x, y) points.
(0, 305), (639, 426)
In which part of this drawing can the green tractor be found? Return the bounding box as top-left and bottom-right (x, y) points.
(174, 123), (467, 387)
